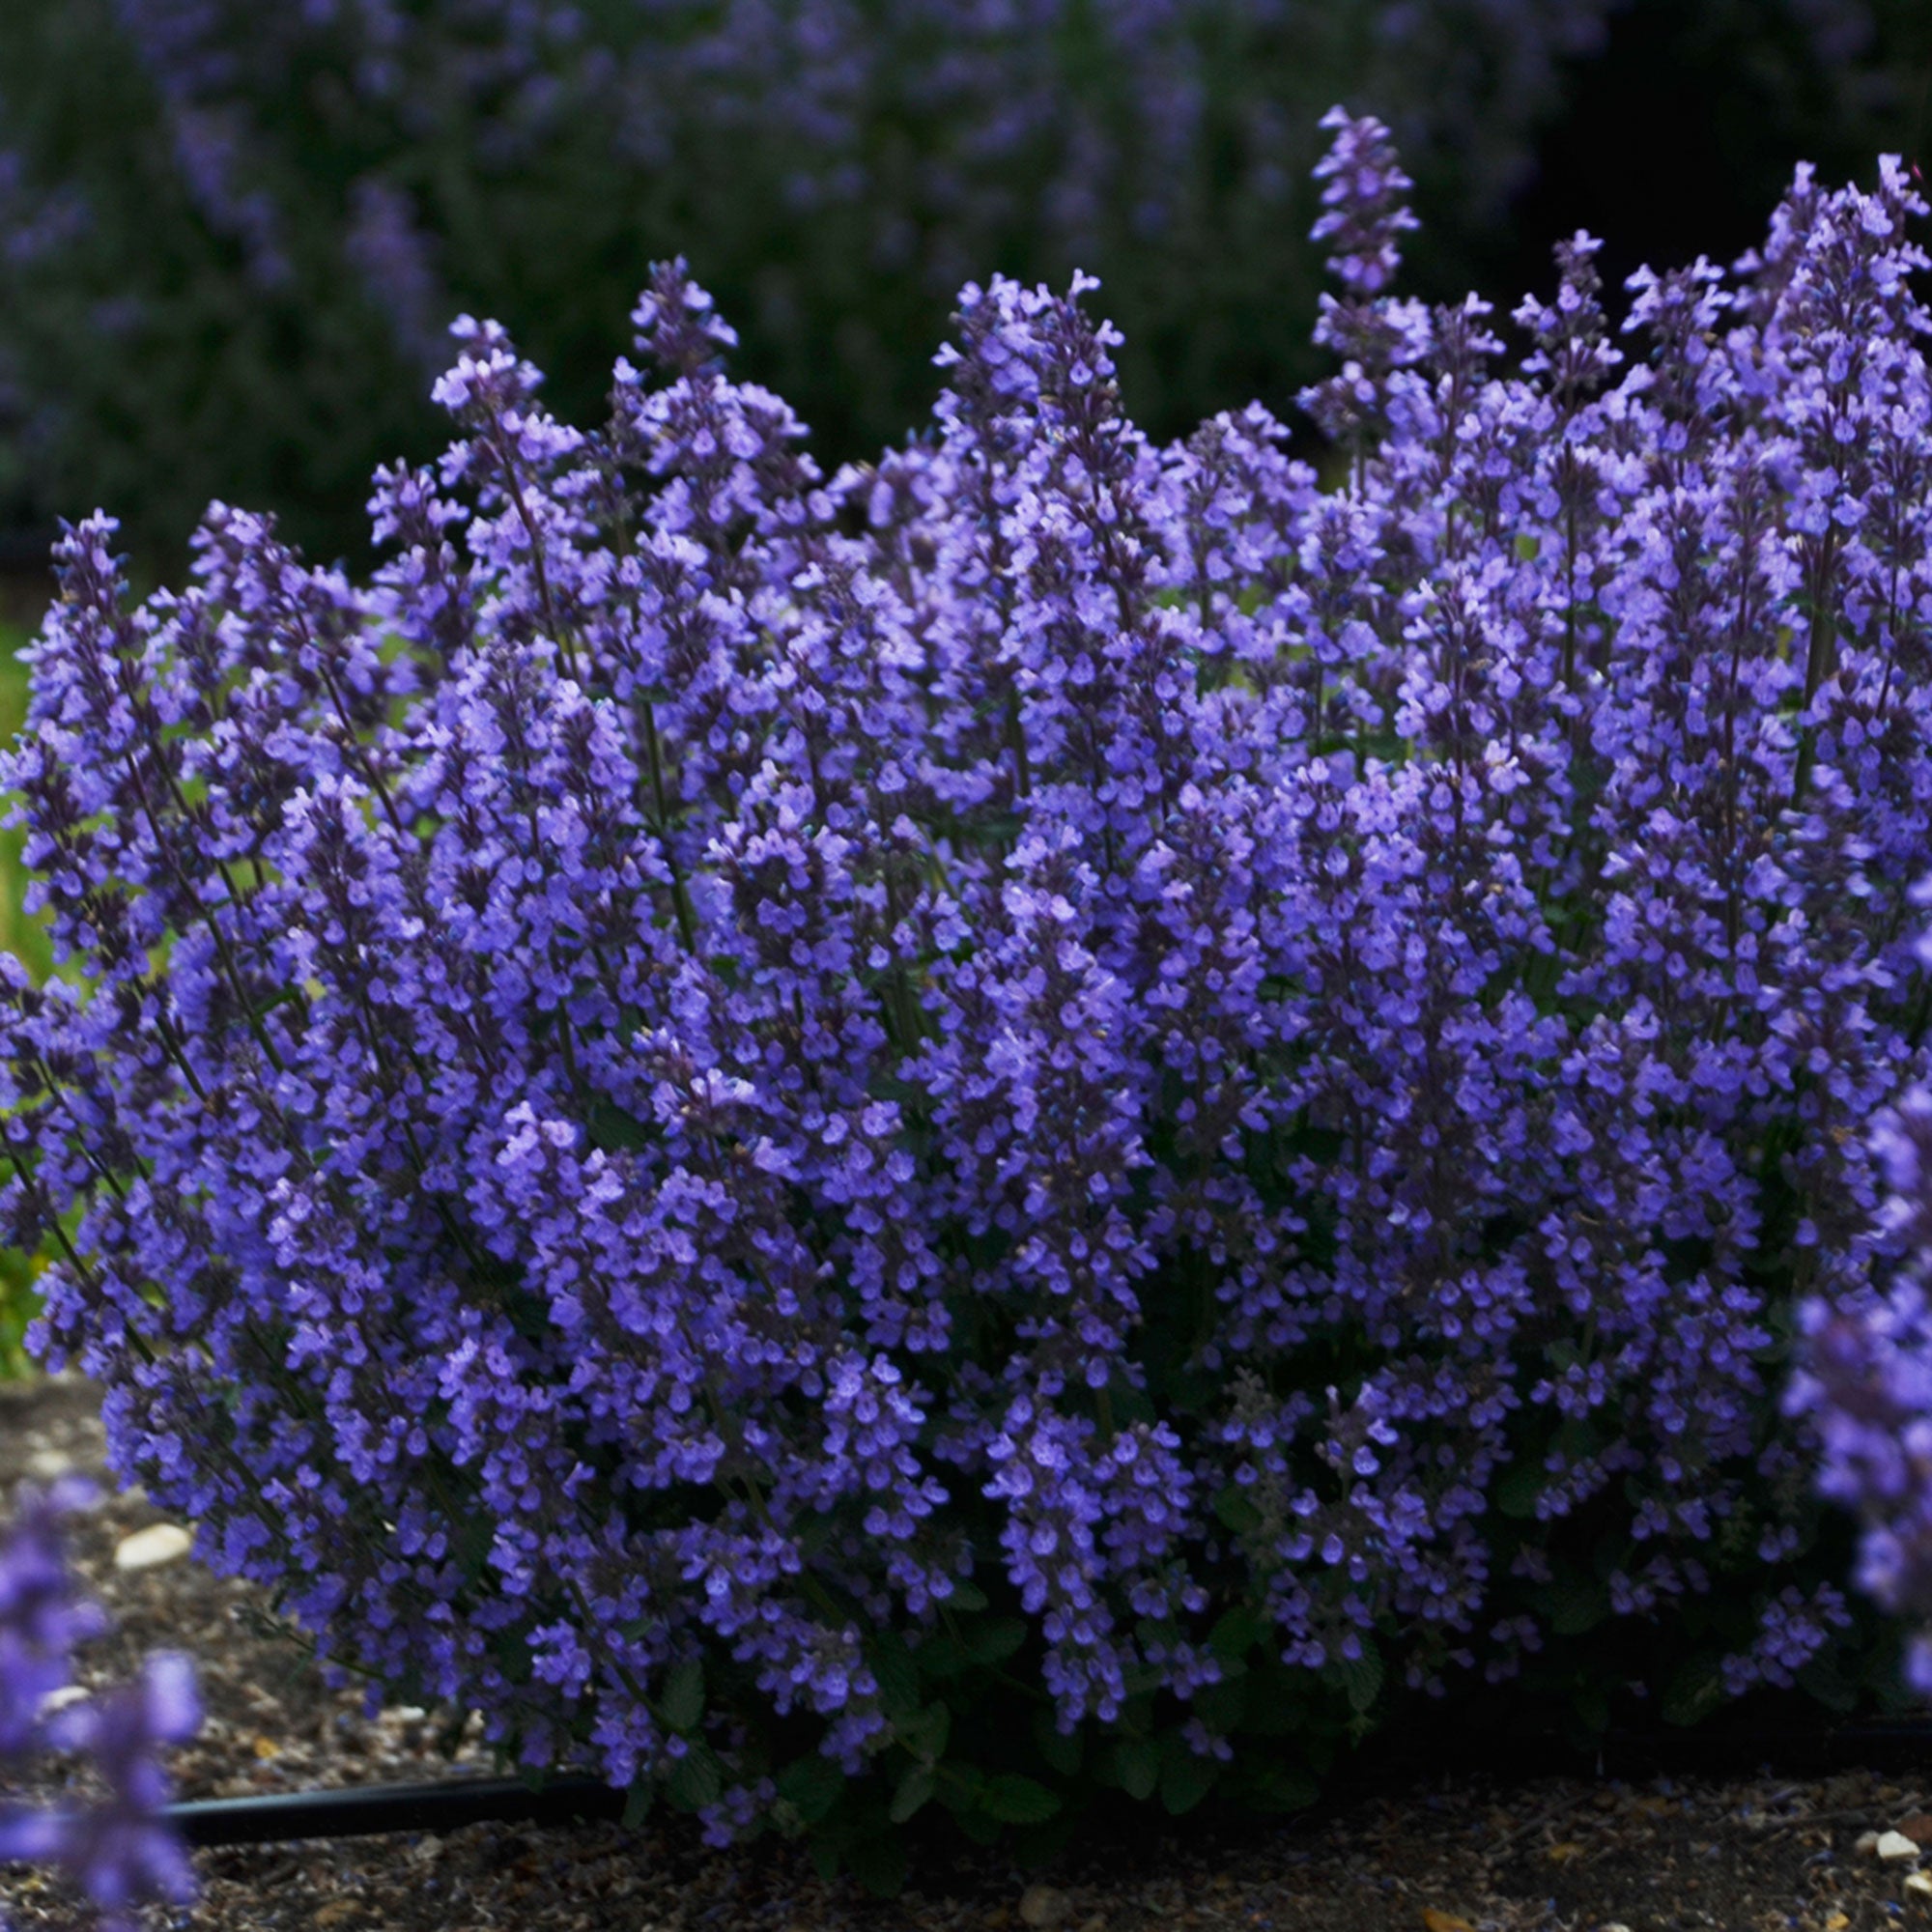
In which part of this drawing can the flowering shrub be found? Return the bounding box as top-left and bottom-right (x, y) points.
(7, 105), (1932, 1889)
(0, 1480), (200, 1930)
(5, 0), (1900, 566)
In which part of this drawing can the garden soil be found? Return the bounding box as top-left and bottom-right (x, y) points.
(3, 1372), (1931, 1932)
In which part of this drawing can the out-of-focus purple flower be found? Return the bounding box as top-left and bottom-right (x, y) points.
(343, 175), (448, 375)
(0, 1478), (107, 1758)
(0, 1485), (199, 1928)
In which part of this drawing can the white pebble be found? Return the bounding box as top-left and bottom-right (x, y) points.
(1019, 1884), (1070, 1929)
(113, 1522), (193, 1572)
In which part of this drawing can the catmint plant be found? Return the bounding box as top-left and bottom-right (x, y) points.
(6, 103), (1932, 1886)
(0, 1481), (199, 1930)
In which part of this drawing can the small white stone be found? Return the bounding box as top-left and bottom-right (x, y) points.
(1018, 1884), (1070, 1929)
(113, 1522), (193, 1573)
(1907, 1872), (1932, 1898)
(1858, 1830), (1884, 1856)
(1877, 1830), (1921, 1862)
(25, 1449), (74, 1482)
(37, 1685), (90, 1719)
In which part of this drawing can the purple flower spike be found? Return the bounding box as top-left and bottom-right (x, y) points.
(0, 1488), (200, 1928)
(0, 1478), (107, 1758)
(1310, 104), (1419, 298)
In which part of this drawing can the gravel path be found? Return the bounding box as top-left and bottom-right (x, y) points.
(5, 1372), (1932, 1932)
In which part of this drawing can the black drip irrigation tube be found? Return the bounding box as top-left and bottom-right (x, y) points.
(160, 1717), (1932, 1850)
(165, 1774), (624, 1848)
(1308, 1712), (1932, 1824)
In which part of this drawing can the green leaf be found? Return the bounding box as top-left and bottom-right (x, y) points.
(914, 1633), (969, 1679)
(1208, 1604), (1264, 1663)
(1570, 1680), (1609, 1737)
(1241, 1760), (1321, 1813)
(1193, 1673), (1249, 1735)
(1212, 1485), (1264, 1535)
(945, 1578), (990, 1612)
(1591, 1532), (1634, 1583)
(964, 1615), (1028, 1667)
(954, 811), (1026, 851)
(1798, 1657), (1857, 1716)
(1493, 1461), (1545, 1520)
(846, 1833), (909, 1900)
(794, 1509), (843, 1559)
(1333, 1637), (1383, 1717)
(1114, 1737), (1159, 1803)
(1514, 532), (1541, 562)
(1662, 1653), (1725, 1728)
(978, 1773), (1062, 1825)
(489, 1617), (536, 1684)
(889, 1764), (937, 1825)
(667, 1746), (722, 1811)
(621, 1780), (655, 1830)
(902, 1700), (952, 1763)
(1031, 1707), (1083, 1777)
(582, 1094), (653, 1154)
(1236, 1665), (1303, 1737)
(956, 1806), (1003, 1845)
(778, 1752), (846, 1825)
(809, 1835), (845, 1883)
(867, 1631), (922, 1721)
(660, 1658), (704, 1734)
(936, 1761), (985, 1813)
(1159, 1743), (1221, 1817)
(1546, 1577), (1609, 1637)
(1012, 1812), (1079, 1873)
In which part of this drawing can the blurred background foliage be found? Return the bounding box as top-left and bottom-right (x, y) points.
(0, 0), (1926, 1373)
(0, 0), (1924, 583)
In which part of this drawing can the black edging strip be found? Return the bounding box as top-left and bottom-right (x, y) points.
(159, 1719), (1932, 1850)
(164, 1775), (624, 1848)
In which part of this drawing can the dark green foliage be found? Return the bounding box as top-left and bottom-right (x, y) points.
(2, 0), (1925, 579)
(580, 1425), (1911, 1897)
